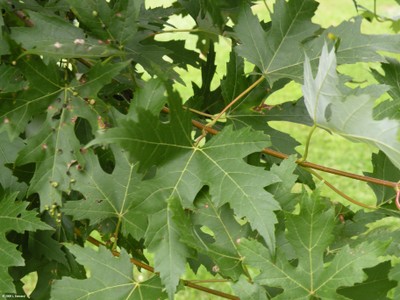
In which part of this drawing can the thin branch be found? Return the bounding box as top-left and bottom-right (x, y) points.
(162, 107), (219, 136)
(183, 280), (239, 300)
(189, 279), (230, 283)
(182, 106), (215, 118)
(299, 124), (317, 162)
(208, 76), (265, 127)
(263, 148), (397, 188)
(306, 168), (376, 209)
(14, 10), (34, 27)
(181, 110), (398, 190)
(154, 28), (200, 35)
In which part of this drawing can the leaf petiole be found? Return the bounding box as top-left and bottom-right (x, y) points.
(299, 124), (317, 162)
(207, 76), (265, 128)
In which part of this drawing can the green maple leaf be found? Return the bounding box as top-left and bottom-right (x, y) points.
(221, 51), (248, 106)
(0, 65), (27, 93)
(0, 192), (52, 234)
(372, 58), (400, 120)
(219, 53), (314, 188)
(90, 122), (280, 250)
(0, 235), (24, 293)
(318, 18), (400, 65)
(88, 83), (281, 295)
(364, 151), (400, 205)
(26, 259), (85, 300)
(67, 0), (142, 44)
(302, 44), (400, 170)
(68, 0), (180, 81)
(220, 51), (312, 149)
(0, 132), (26, 192)
(145, 199), (189, 299)
(13, 60), (129, 210)
(87, 88), (193, 171)
(238, 191), (388, 299)
(16, 111), (83, 210)
(266, 156), (299, 211)
(297, 18), (400, 82)
(0, 56), (62, 137)
(337, 261), (396, 299)
(28, 231), (68, 265)
(234, 0), (319, 84)
(235, 1), (400, 84)
(127, 78), (168, 121)
(232, 276), (268, 300)
(122, 124), (280, 297)
(172, 190), (250, 280)
(51, 245), (166, 300)
(11, 11), (120, 59)
(127, 42), (183, 83)
(62, 146), (145, 239)
(0, 192), (52, 293)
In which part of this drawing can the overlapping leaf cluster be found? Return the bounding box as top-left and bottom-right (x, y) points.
(1, 0), (400, 299)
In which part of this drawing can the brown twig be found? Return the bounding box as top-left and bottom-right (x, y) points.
(182, 280), (239, 300)
(306, 168), (377, 209)
(176, 108), (397, 190)
(208, 76), (265, 127)
(14, 10), (34, 27)
(263, 148), (397, 188)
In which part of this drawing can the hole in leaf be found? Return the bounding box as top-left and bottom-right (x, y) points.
(12, 163), (35, 183)
(94, 146), (115, 174)
(74, 117), (94, 145)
